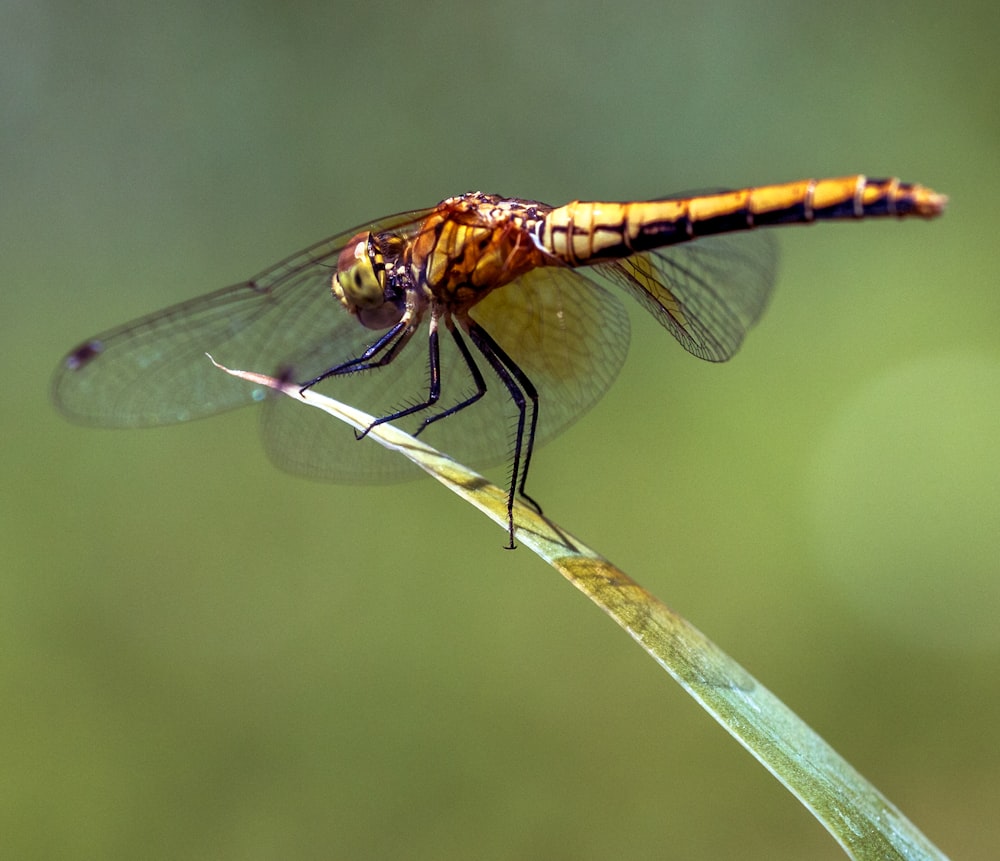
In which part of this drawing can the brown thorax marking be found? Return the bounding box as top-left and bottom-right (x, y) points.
(407, 193), (552, 312)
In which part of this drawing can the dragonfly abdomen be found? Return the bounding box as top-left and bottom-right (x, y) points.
(537, 175), (947, 266)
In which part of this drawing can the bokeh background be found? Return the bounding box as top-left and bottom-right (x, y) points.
(3, 1), (997, 858)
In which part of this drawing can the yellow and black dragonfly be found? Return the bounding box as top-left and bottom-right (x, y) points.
(53, 175), (946, 545)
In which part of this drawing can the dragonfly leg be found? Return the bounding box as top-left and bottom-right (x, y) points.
(466, 320), (542, 549)
(354, 323), (443, 440)
(297, 318), (415, 391)
(413, 324), (488, 435)
(296, 316), (442, 440)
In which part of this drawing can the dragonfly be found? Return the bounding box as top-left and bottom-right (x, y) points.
(53, 175), (946, 546)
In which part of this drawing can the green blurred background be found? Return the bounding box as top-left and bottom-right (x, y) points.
(3, 1), (997, 857)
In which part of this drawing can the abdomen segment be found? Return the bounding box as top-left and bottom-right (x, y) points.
(537, 176), (947, 266)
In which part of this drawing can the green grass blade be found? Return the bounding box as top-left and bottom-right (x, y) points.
(213, 358), (948, 861)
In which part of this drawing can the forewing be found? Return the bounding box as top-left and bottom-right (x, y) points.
(51, 208), (433, 427)
(54, 202), (632, 486)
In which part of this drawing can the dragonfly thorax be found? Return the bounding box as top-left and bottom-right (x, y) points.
(409, 193), (552, 312)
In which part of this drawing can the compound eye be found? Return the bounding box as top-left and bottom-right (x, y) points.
(333, 233), (385, 312)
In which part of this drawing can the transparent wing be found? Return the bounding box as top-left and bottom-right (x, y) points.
(262, 265), (631, 482)
(53, 191), (772, 487)
(596, 224), (779, 362)
(51, 207), (435, 427)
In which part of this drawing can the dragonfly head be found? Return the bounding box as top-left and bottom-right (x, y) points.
(333, 232), (405, 330)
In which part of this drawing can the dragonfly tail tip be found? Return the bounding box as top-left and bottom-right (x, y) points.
(917, 186), (948, 217)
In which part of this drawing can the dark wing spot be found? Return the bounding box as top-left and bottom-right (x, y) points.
(65, 340), (104, 371)
(272, 364), (297, 385)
